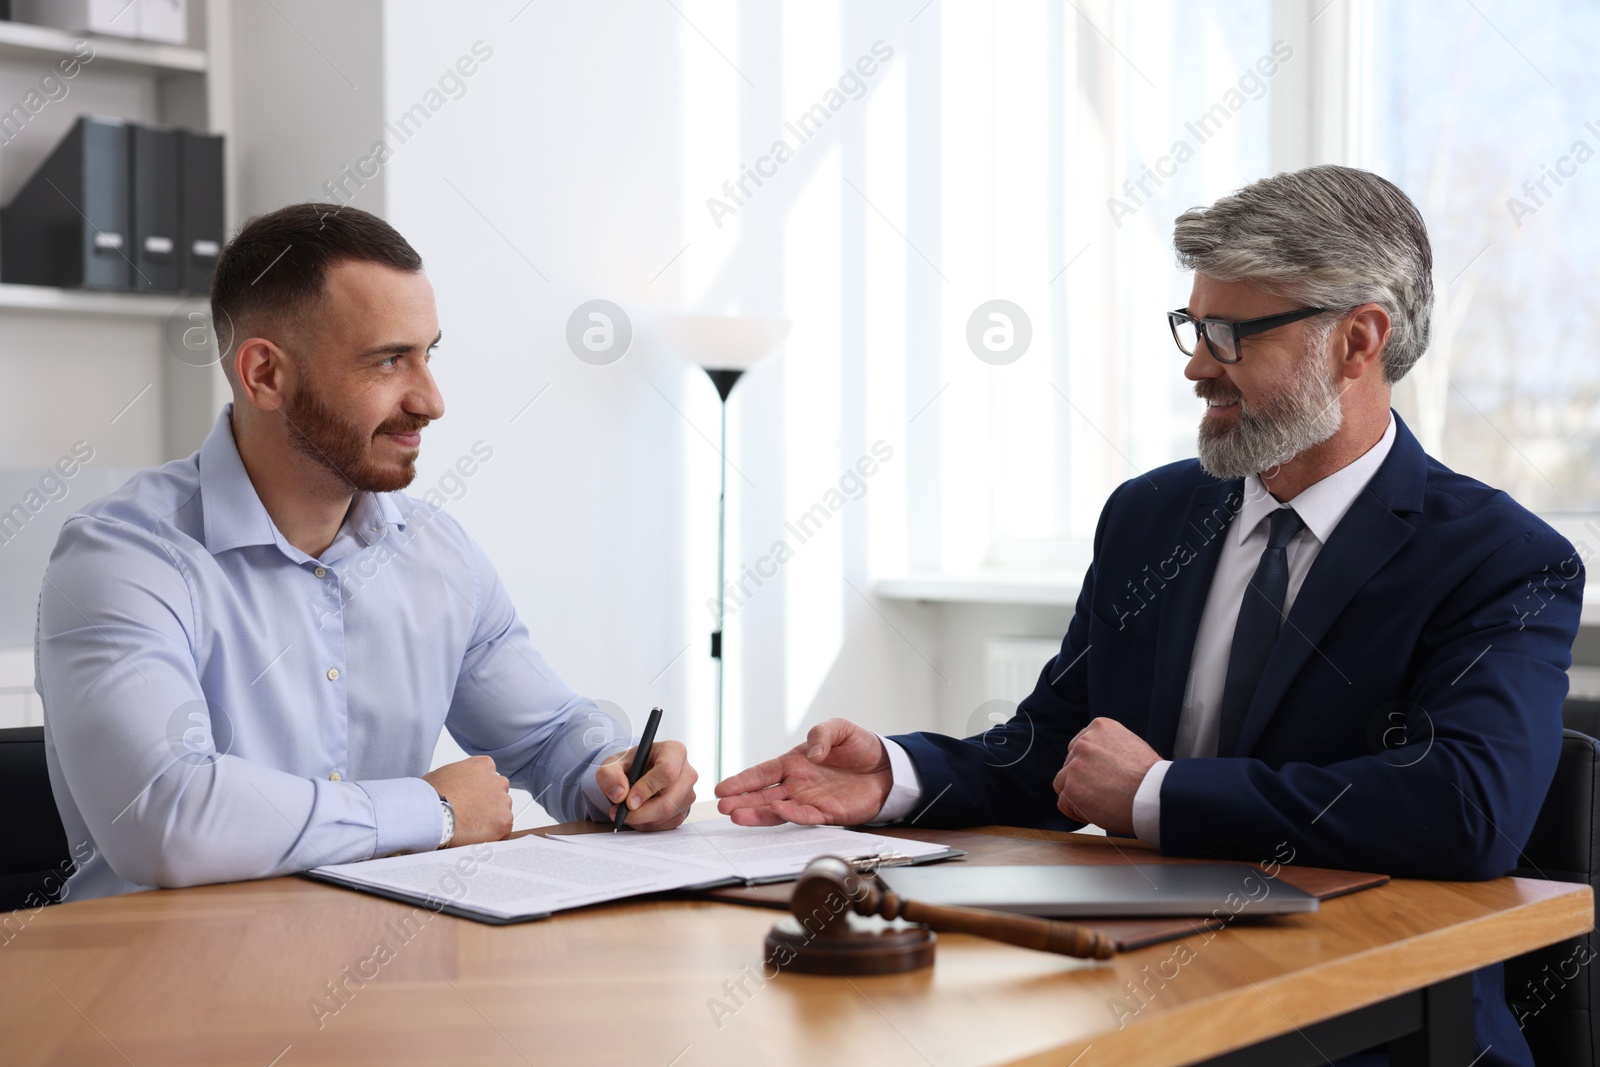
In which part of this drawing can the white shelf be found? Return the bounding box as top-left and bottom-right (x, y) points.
(0, 20), (205, 73)
(0, 282), (188, 318)
(876, 570), (1082, 606)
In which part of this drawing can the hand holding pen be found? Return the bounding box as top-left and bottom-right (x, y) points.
(593, 706), (697, 832)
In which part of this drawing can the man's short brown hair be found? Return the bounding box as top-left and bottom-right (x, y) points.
(210, 204), (423, 386)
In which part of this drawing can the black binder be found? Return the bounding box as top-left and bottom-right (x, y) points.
(1, 115), (132, 290)
(178, 130), (224, 295)
(129, 123), (181, 293)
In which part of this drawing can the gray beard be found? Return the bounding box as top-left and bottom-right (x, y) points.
(1196, 350), (1345, 480)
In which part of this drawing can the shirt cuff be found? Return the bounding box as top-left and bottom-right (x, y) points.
(359, 777), (447, 856)
(1132, 760), (1171, 848)
(579, 744), (627, 820)
(866, 736), (924, 825)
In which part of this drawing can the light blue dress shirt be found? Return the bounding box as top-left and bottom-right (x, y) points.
(36, 404), (627, 902)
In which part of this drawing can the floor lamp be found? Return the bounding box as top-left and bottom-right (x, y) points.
(659, 315), (791, 781)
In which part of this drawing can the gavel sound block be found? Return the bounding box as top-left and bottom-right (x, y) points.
(765, 855), (1117, 976)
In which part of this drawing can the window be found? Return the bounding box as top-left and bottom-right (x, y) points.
(885, 0), (1281, 572)
(1358, 0), (1600, 516)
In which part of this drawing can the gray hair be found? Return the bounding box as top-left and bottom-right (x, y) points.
(1173, 165), (1433, 384)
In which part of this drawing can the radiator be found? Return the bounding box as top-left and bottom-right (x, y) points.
(983, 636), (1063, 704)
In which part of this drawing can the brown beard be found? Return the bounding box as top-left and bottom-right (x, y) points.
(281, 381), (426, 494)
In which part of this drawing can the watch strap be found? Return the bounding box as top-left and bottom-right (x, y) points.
(438, 795), (455, 848)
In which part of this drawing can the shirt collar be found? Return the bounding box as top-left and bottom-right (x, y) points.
(1236, 410), (1398, 547)
(345, 488), (406, 549)
(199, 403), (407, 559)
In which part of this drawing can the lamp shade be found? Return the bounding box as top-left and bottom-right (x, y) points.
(658, 315), (791, 371)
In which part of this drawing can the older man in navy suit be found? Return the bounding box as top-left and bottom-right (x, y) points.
(716, 165), (1584, 1067)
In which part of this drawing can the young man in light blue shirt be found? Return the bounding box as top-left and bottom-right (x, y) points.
(38, 204), (698, 901)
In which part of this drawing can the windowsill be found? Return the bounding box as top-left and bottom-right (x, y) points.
(875, 571), (1600, 628)
(875, 571), (1082, 606)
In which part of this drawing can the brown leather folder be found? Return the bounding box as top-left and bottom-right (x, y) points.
(691, 825), (1389, 951)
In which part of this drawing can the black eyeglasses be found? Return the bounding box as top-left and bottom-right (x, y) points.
(1167, 306), (1330, 364)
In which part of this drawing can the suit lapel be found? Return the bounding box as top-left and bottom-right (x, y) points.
(1232, 412), (1429, 757)
(1147, 478), (1244, 757)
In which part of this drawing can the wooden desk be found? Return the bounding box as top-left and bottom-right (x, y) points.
(1, 824), (1589, 1067)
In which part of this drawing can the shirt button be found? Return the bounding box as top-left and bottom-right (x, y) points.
(329, 771), (342, 781)
(326, 667), (340, 681)
(314, 566), (327, 578)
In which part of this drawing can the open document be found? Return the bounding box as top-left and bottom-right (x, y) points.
(307, 817), (961, 923)
(306, 834), (727, 923)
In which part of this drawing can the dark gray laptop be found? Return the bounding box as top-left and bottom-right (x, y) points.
(877, 863), (1319, 918)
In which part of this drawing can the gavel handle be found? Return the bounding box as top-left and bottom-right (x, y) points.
(891, 895), (1115, 960)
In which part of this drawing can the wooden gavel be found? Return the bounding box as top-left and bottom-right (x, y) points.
(790, 855), (1115, 960)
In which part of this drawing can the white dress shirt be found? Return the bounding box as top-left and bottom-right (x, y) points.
(39, 405), (628, 901)
(872, 413), (1397, 835)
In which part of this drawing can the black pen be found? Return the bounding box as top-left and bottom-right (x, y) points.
(613, 705), (664, 831)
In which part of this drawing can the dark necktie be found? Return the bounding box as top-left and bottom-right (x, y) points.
(1216, 506), (1305, 758)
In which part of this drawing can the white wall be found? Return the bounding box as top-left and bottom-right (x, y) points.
(379, 1), (713, 806)
(229, 0), (387, 221)
(367, 0), (967, 809)
(370, 1), (952, 790)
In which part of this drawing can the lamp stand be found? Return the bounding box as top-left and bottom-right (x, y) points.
(705, 368), (743, 783)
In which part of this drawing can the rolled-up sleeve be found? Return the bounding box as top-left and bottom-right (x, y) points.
(39, 517), (440, 890)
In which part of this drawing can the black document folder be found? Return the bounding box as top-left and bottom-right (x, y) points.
(3, 117), (224, 295)
(178, 130), (224, 294)
(129, 123), (181, 293)
(877, 863), (1320, 918)
(1, 115), (132, 290)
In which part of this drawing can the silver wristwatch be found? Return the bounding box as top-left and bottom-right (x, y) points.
(438, 796), (455, 849)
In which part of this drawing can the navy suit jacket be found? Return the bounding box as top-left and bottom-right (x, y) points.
(894, 411), (1584, 880)
(892, 413), (1584, 1064)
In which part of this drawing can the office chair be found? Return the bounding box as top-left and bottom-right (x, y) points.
(1505, 724), (1600, 1066)
(1563, 699), (1600, 747)
(0, 726), (71, 913)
